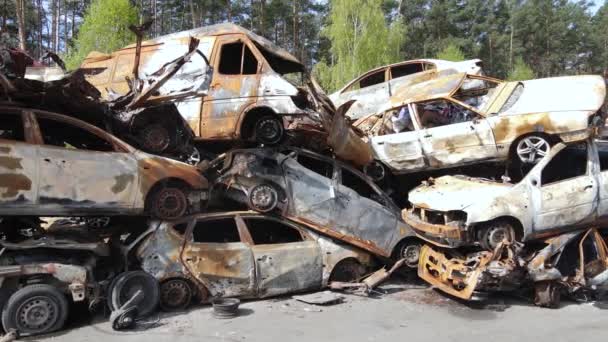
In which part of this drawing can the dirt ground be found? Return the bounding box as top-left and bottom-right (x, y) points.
(38, 280), (608, 342)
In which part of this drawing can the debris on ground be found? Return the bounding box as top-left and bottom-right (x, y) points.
(293, 291), (344, 306)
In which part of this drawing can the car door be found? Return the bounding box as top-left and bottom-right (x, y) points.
(241, 216), (322, 298)
(532, 142), (597, 233)
(34, 112), (139, 213)
(595, 141), (608, 218)
(339, 68), (390, 120)
(0, 110), (38, 212)
(329, 166), (399, 257)
(414, 99), (497, 169)
(181, 216), (256, 298)
(283, 152), (337, 227)
(200, 35), (261, 139)
(367, 104), (426, 173)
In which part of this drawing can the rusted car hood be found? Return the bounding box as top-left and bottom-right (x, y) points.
(502, 75), (606, 115)
(409, 176), (512, 211)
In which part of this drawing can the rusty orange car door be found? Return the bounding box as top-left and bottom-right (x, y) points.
(200, 35), (261, 139)
(181, 216), (256, 298)
(0, 110), (38, 211)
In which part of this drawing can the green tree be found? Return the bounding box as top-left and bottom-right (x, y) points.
(313, 0), (406, 92)
(65, 0), (138, 69)
(435, 43), (465, 61)
(507, 57), (535, 80)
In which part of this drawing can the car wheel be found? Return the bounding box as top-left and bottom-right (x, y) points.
(515, 135), (551, 164)
(329, 259), (366, 282)
(363, 161), (386, 182)
(139, 124), (171, 153)
(108, 271), (160, 317)
(159, 279), (192, 311)
(396, 240), (422, 269)
(253, 115), (283, 145)
(1, 284), (69, 337)
(534, 281), (561, 308)
(247, 184), (279, 213)
(84, 217), (111, 229)
(479, 221), (516, 251)
(149, 186), (189, 220)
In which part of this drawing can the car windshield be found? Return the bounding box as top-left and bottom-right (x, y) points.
(452, 76), (501, 112)
(498, 83), (524, 113)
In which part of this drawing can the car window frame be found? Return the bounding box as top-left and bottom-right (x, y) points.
(342, 67), (388, 94)
(0, 109), (30, 144)
(185, 215), (248, 244)
(389, 62), (425, 80)
(216, 37), (261, 76)
(334, 161), (398, 211)
(410, 97), (483, 130)
(539, 142), (591, 187)
(241, 215), (310, 246)
(32, 110), (130, 153)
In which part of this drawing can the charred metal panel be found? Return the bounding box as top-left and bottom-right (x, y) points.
(0, 141), (37, 209)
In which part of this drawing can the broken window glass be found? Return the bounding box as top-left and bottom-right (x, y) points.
(192, 218), (240, 243)
(0, 112), (25, 142)
(341, 168), (385, 205)
(219, 42), (243, 75)
(244, 218), (303, 245)
(390, 63), (424, 79)
(541, 143), (588, 185)
(297, 154), (333, 179)
(415, 99), (479, 129)
(37, 116), (115, 152)
(453, 76), (500, 112)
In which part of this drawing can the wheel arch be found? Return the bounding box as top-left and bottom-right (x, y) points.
(474, 215), (525, 242)
(237, 106), (278, 140)
(509, 131), (560, 157)
(144, 177), (193, 214)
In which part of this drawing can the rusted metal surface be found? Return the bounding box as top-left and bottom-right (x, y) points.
(340, 72), (606, 174)
(134, 211), (374, 302)
(205, 147), (417, 258)
(0, 107), (207, 218)
(405, 138), (608, 248)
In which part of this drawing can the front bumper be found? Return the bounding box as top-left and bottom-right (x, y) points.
(402, 209), (467, 248)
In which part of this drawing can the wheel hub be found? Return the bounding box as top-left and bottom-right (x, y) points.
(486, 227), (510, 249)
(140, 125), (170, 153)
(255, 118), (282, 144)
(154, 188), (187, 219)
(251, 187), (273, 208)
(517, 137), (549, 164)
(18, 297), (56, 331)
(161, 280), (190, 309)
(402, 245), (421, 268)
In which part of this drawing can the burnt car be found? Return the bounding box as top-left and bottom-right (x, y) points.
(329, 59), (483, 120)
(418, 228), (608, 308)
(344, 72), (606, 178)
(0, 232), (118, 336)
(80, 23), (320, 154)
(0, 107), (208, 220)
(404, 139), (608, 250)
(124, 211), (374, 310)
(203, 147), (421, 268)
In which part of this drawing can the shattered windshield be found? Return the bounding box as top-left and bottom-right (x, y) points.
(499, 83), (524, 113)
(452, 76), (500, 112)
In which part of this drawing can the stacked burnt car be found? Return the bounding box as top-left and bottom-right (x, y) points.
(0, 22), (606, 337)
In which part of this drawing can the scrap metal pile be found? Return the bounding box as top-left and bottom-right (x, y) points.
(0, 22), (606, 338)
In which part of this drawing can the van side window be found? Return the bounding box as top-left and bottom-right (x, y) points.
(218, 42), (258, 75)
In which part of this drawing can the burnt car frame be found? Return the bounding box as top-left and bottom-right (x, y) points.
(405, 139), (608, 250)
(81, 23), (318, 153)
(0, 106), (208, 220)
(203, 147), (421, 267)
(347, 72), (606, 178)
(124, 211), (374, 310)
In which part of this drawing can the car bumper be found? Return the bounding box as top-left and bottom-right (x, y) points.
(402, 209), (466, 248)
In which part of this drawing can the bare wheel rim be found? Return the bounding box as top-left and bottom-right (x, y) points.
(484, 224), (514, 250)
(140, 124), (171, 153)
(160, 279), (192, 310)
(185, 146), (201, 166)
(516, 136), (550, 164)
(255, 117), (283, 144)
(401, 244), (421, 268)
(154, 188), (187, 219)
(249, 185), (278, 212)
(16, 296), (59, 333)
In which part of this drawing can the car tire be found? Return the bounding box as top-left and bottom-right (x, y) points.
(478, 221), (516, 251)
(247, 183), (279, 213)
(395, 240), (423, 269)
(329, 259), (366, 282)
(138, 124), (172, 154)
(149, 186), (189, 220)
(534, 281), (561, 308)
(159, 279), (193, 312)
(1, 284), (69, 337)
(253, 115), (283, 145)
(107, 271), (160, 317)
(513, 134), (552, 165)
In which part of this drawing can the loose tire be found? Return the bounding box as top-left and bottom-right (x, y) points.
(149, 186), (189, 220)
(159, 279), (192, 311)
(1, 284), (69, 337)
(478, 221), (516, 251)
(107, 271), (160, 317)
(253, 115), (283, 145)
(248, 184), (279, 213)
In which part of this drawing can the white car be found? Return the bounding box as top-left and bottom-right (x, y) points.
(404, 139), (608, 250)
(329, 59), (483, 120)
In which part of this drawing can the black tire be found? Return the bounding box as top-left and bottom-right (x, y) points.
(2, 284), (69, 337)
(148, 186), (189, 220)
(253, 115), (284, 145)
(159, 279), (193, 312)
(247, 183), (279, 213)
(329, 259), (366, 282)
(107, 271), (160, 317)
(478, 221), (516, 251)
(395, 240), (423, 269)
(138, 124), (172, 153)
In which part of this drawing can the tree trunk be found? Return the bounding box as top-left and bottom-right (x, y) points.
(189, 0), (196, 28)
(293, 0), (298, 59)
(63, 0), (68, 53)
(37, 0), (44, 56)
(15, 0), (26, 50)
(226, 0), (232, 22)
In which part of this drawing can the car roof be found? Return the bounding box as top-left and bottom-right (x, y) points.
(388, 72), (467, 106)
